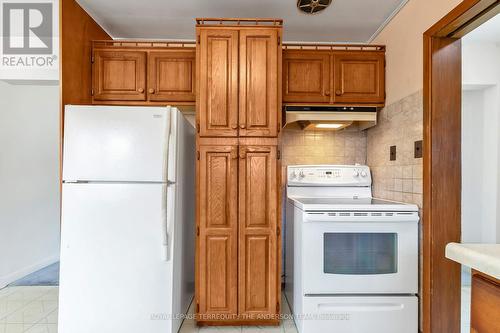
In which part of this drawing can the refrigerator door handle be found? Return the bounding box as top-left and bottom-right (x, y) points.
(161, 184), (169, 261)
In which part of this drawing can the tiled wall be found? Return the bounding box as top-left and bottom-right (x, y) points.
(367, 90), (424, 207)
(281, 129), (367, 178)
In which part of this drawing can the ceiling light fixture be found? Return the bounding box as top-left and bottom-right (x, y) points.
(297, 0), (332, 15)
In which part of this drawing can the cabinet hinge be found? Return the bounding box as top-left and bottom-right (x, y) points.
(278, 36), (281, 45)
(197, 35), (200, 44)
(277, 227), (281, 237)
(276, 302), (280, 313)
(196, 302), (200, 313)
(91, 55), (94, 63)
(196, 226), (200, 236)
(90, 89), (94, 96)
(197, 151), (200, 160)
(277, 150), (281, 160)
(196, 123), (200, 133)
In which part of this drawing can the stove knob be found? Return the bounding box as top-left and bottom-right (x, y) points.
(299, 171), (305, 179)
(353, 170), (360, 177)
(290, 171), (297, 179)
(361, 171), (368, 177)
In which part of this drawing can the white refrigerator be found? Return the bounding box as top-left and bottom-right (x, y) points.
(59, 105), (195, 333)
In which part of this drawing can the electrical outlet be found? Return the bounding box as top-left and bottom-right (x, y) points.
(414, 140), (423, 158)
(390, 145), (396, 161)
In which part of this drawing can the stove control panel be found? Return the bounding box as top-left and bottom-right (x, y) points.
(287, 165), (372, 187)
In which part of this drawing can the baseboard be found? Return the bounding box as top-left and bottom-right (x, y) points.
(0, 254), (59, 289)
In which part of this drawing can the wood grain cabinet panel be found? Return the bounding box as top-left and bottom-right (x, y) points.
(92, 50), (147, 101)
(148, 51), (195, 102)
(238, 145), (278, 317)
(239, 30), (280, 137)
(283, 51), (331, 103)
(470, 273), (500, 333)
(198, 145), (238, 316)
(198, 29), (239, 137)
(333, 52), (385, 104)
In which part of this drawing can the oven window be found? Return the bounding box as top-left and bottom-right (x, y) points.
(323, 233), (398, 275)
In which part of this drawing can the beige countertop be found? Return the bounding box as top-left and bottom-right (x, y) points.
(445, 243), (500, 280)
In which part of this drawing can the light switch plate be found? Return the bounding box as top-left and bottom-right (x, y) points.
(390, 145), (396, 161)
(414, 140), (423, 158)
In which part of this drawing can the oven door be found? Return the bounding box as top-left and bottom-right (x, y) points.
(302, 211), (418, 294)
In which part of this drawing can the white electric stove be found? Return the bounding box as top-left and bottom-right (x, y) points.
(285, 165), (419, 333)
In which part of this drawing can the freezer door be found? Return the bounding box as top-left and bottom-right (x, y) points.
(59, 183), (175, 333)
(63, 105), (172, 182)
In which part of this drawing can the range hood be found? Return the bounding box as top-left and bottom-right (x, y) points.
(284, 106), (378, 131)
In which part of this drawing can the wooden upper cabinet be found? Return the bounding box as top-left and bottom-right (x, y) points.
(333, 52), (385, 104)
(238, 145), (278, 317)
(148, 51), (195, 102)
(239, 29), (280, 137)
(283, 51), (331, 103)
(198, 29), (239, 137)
(197, 144), (239, 317)
(93, 50), (147, 101)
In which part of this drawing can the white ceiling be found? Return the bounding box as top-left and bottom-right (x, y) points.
(76, 0), (409, 43)
(465, 13), (500, 43)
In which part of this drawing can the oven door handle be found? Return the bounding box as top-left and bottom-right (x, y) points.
(318, 302), (405, 313)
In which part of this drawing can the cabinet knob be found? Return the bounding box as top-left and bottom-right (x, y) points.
(138, 88), (144, 93)
(148, 88), (155, 94)
(231, 124), (238, 130)
(335, 90), (342, 96)
(325, 91), (331, 96)
(240, 124), (246, 129)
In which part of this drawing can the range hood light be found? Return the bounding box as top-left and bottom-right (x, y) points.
(315, 123), (344, 129)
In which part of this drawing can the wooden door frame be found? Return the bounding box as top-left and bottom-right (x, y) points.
(423, 0), (500, 332)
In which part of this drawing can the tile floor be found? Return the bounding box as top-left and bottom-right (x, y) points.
(179, 295), (297, 333)
(0, 286), (297, 333)
(0, 286), (58, 333)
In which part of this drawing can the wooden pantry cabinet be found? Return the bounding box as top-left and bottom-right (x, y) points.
(195, 18), (282, 326)
(91, 41), (196, 105)
(196, 139), (281, 325)
(283, 48), (386, 106)
(197, 25), (282, 137)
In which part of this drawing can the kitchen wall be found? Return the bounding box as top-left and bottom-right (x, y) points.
(461, 38), (500, 243)
(372, 0), (461, 105)
(367, 91), (423, 206)
(0, 81), (61, 288)
(367, 0), (464, 206)
(281, 129), (367, 174)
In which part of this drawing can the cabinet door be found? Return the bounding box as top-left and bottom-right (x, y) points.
(283, 51), (331, 103)
(93, 50), (147, 101)
(238, 145), (278, 317)
(198, 29), (239, 137)
(197, 145), (238, 317)
(148, 50), (195, 102)
(239, 29), (280, 137)
(333, 52), (385, 104)
(471, 273), (500, 333)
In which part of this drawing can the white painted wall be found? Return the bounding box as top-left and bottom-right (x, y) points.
(371, 0), (461, 104)
(0, 81), (61, 288)
(461, 39), (500, 244)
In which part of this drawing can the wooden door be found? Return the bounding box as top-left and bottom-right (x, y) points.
(283, 51), (331, 103)
(333, 52), (385, 104)
(198, 29), (239, 137)
(148, 50), (195, 102)
(197, 145), (238, 318)
(238, 145), (278, 318)
(239, 29), (280, 137)
(93, 50), (147, 101)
